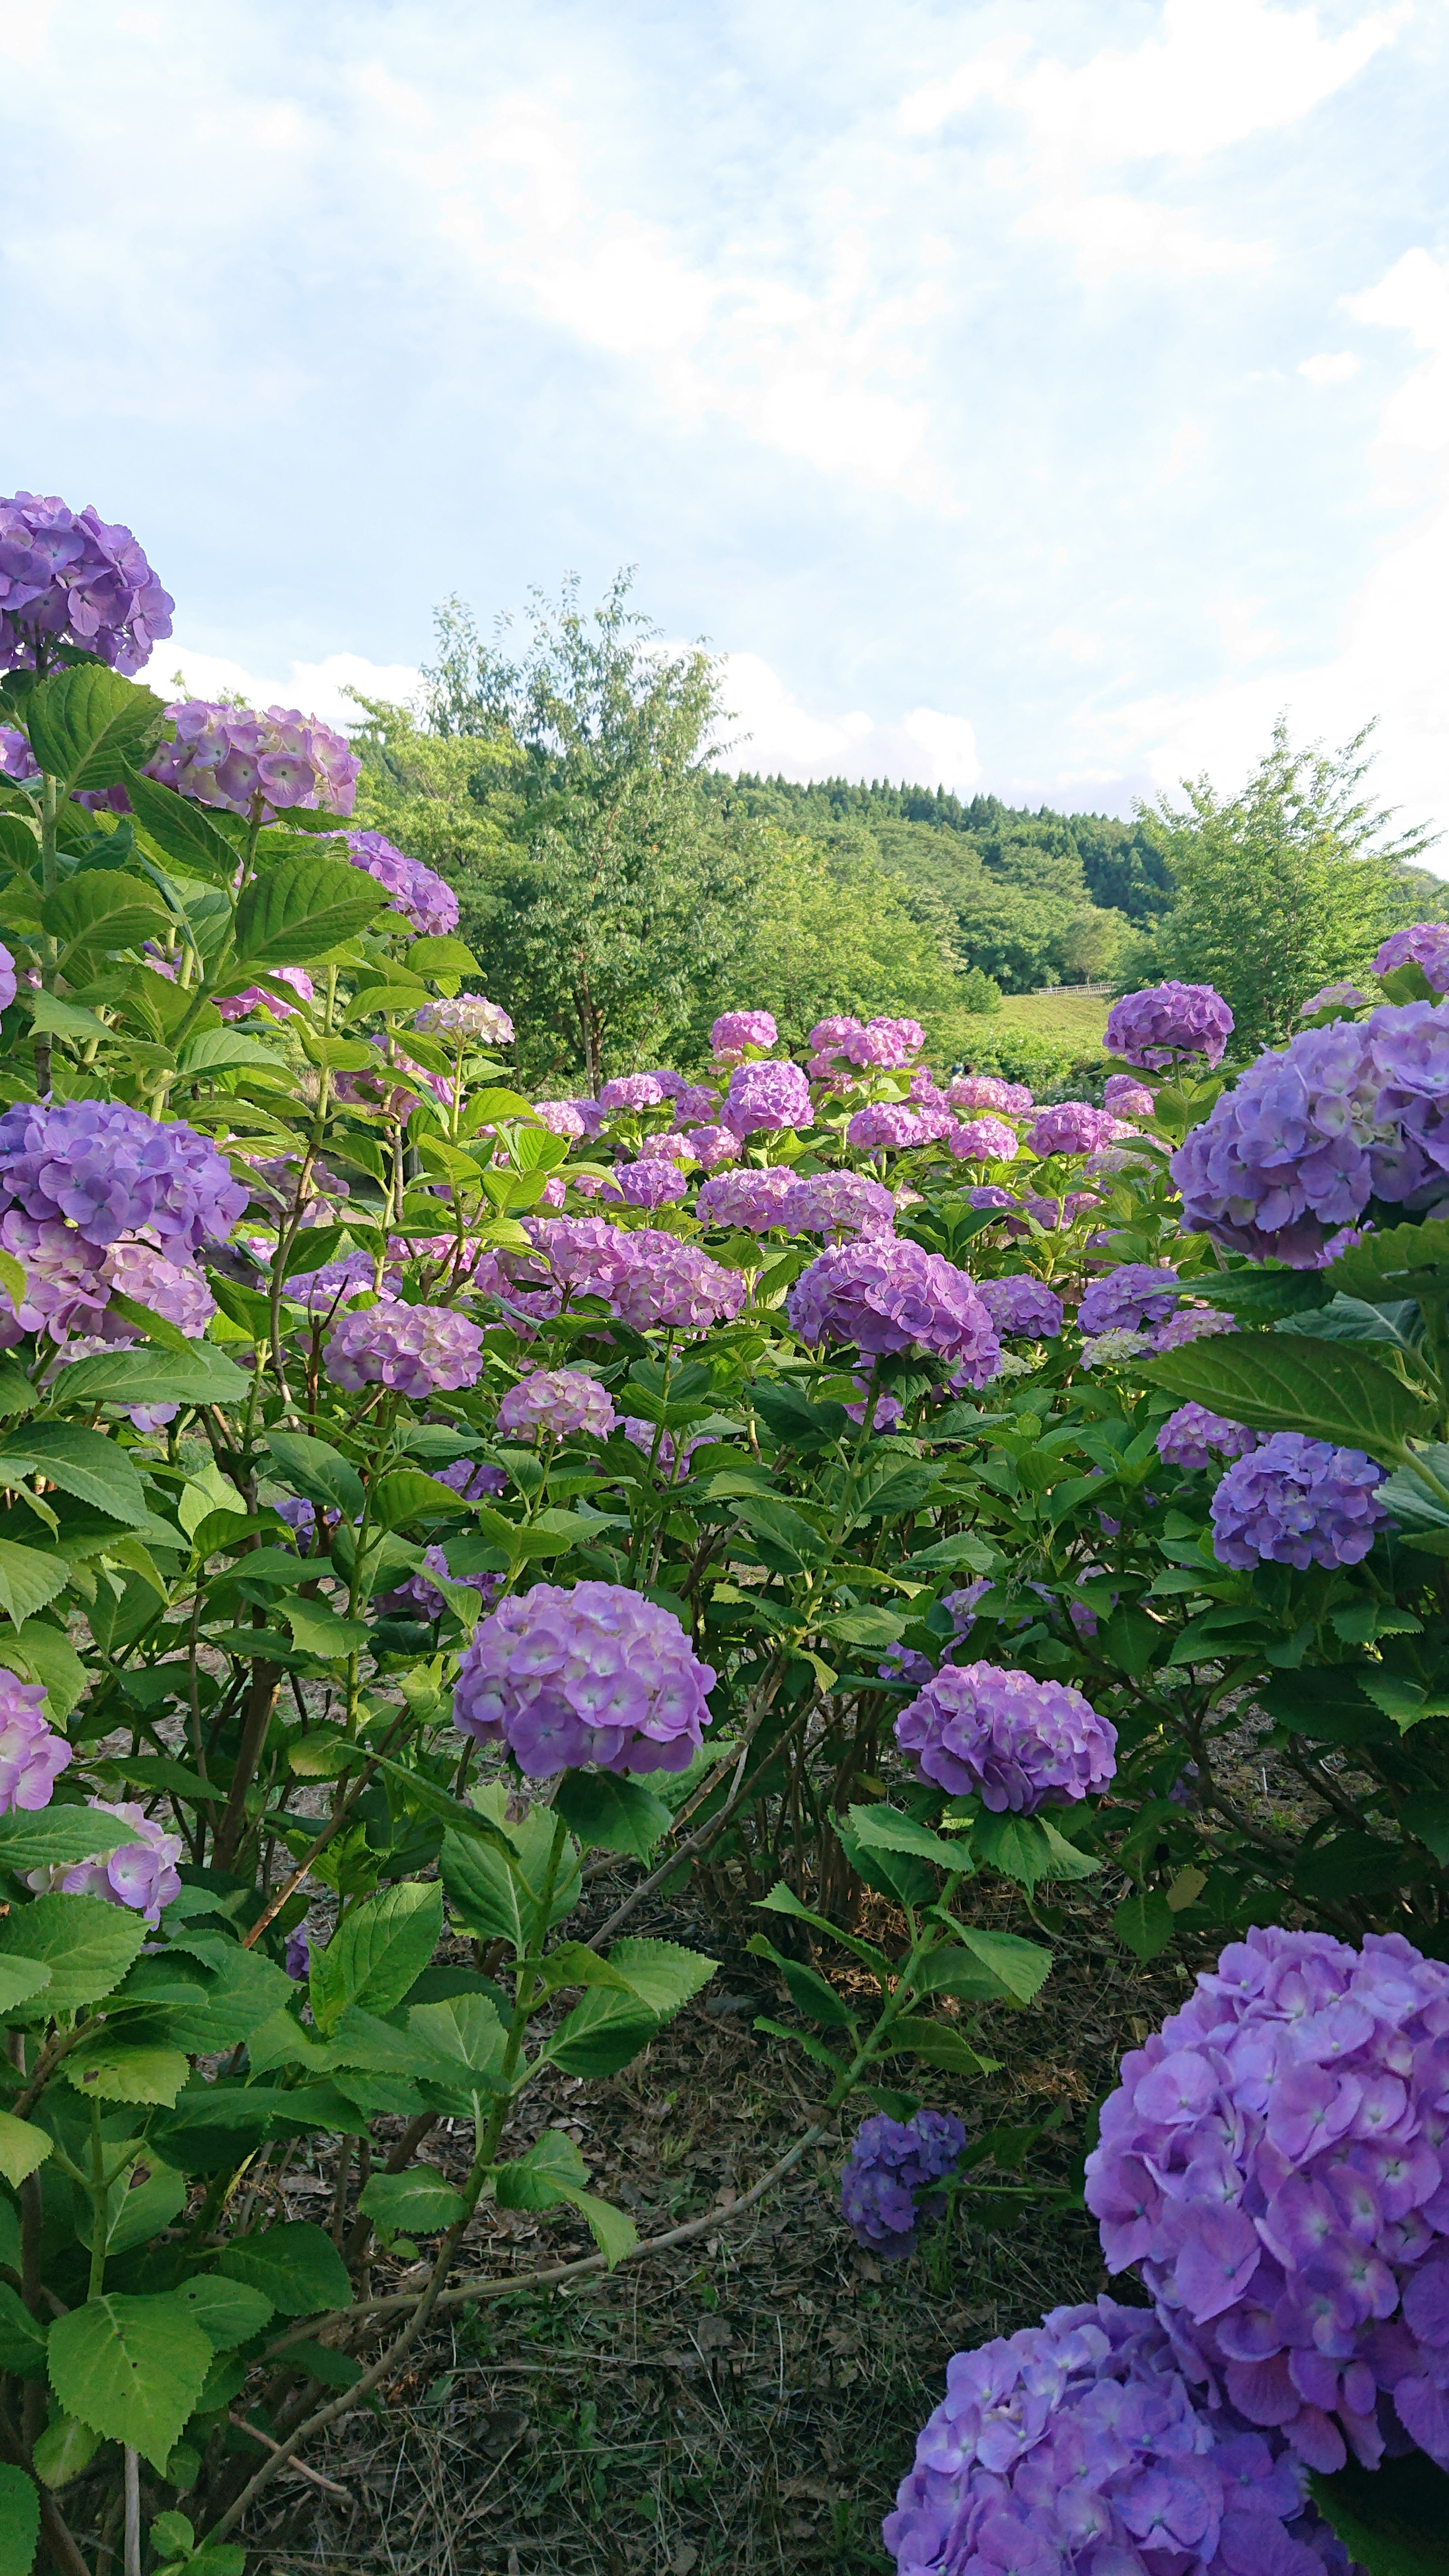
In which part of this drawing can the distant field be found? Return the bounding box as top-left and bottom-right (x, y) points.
(994, 989), (1111, 1048)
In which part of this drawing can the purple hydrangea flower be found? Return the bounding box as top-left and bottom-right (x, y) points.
(637, 1130), (696, 1163)
(878, 1583), (988, 1684)
(603, 1158), (689, 1208)
(695, 1167), (797, 1232)
(531, 1100), (588, 1140)
(1105, 1072), (1157, 1118)
(1300, 983), (1370, 1019)
(1375, 924), (1449, 992)
(0, 1672), (72, 1812)
(724, 1058), (812, 1136)
(38, 1800), (183, 1927)
(948, 1074), (1034, 1115)
(335, 829), (457, 934)
(452, 1579), (717, 1775)
(0, 1100), (246, 1255)
(520, 1215), (633, 1303)
(1078, 1263), (1181, 1336)
(896, 1660), (1117, 1812)
(0, 492), (173, 674)
(672, 1084), (725, 1129)
(966, 1184), (1018, 1213)
(884, 2293), (1352, 2576)
(975, 1275), (1064, 1339)
(0, 944), (15, 1017)
(840, 1017), (926, 1069)
(496, 1368), (617, 1441)
(847, 1103), (924, 1152)
(841, 2110), (966, 2259)
(147, 700), (358, 817)
(434, 1455), (508, 1501)
(1085, 1923), (1449, 2476)
(413, 994), (514, 1044)
(1028, 1102), (1119, 1158)
(948, 1117), (1019, 1163)
(216, 966), (314, 1023)
(599, 1073), (665, 1113)
(100, 1240), (216, 1336)
(377, 1545), (501, 1624)
(621, 1417), (708, 1476)
(781, 1169), (895, 1237)
(1156, 1403), (1260, 1472)
(1210, 1432), (1388, 1570)
(685, 1124), (742, 1170)
(807, 1015), (863, 1057)
(711, 1009), (778, 1062)
(285, 1924), (311, 1979)
(609, 1230), (746, 1332)
(788, 1240), (1001, 1381)
(323, 1301), (485, 1398)
(275, 1496), (341, 1555)
(0, 727), (38, 783)
(1107, 980), (1235, 1070)
(1153, 1304), (1239, 1352)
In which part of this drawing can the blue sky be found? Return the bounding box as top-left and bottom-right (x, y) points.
(3, 0), (1446, 842)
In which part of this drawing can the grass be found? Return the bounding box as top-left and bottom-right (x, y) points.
(992, 991), (1111, 1049)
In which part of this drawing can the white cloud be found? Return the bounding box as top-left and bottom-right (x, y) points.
(162, 642), (421, 727)
(1300, 349), (1361, 385)
(1049, 627), (1106, 666)
(719, 651), (980, 791)
(1020, 192), (1271, 285)
(0, 0), (58, 63)
(1153, 417), (1211, 485)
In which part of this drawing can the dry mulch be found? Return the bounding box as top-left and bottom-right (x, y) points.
(236, 1861), (1201, 2576)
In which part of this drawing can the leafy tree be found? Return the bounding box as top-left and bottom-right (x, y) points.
(1141, 719), (1441, 1051)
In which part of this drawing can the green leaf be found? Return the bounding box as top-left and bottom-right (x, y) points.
(308, 1881), (444, 2037)
(215, 2220), (351, 2316)
(884, 2013), (994, 2077)
(175, 1027), (282, 1076)
(171, 2275), (275, 2350)
(492, 2132), (637, 2268)
(440, 1798), (581, 1945)
(0, 2107), (51, 2185)
(0, 1892), (146, 2011)
(41, 870), (170, 964)
(48, 1343), (249, 1407)
(46, 2293), (212, 2473)
(63, 2041), (190, 2106)
(358, 2167), (466, 2234)
(0, 2465), (38, 2576)
(3, 1618), (90, 1718)
(0, 1540), (68, 1625)
(0, 2283), (49, 2380)
(234, 853), (386, 966)
(552, 1770), (674, 1859)
(23, 667), (164, 790)
(1190, 1269), (1332, 1320)
(122, 764), (242, 881)
(1310, 2450), (1449, 2575)
(0, 1421), (151, 1526)
(1114, 1889), (1178, 1960)
(281, 1597), (372, 1660)
(371, 1468), (473, 1530)
(846, 1803), (967, 1871)
(25, 990), (116, 1050)
(901, 1531), (998, 1575)
(1326, 1216), (1449, 1310)
(1359, 1673), (1449, 1733)
(30, 2416), (97, 2490)
(265, 1430), (365, 1521)
(408, 1992), (508, 2087)
(1141, 1332), (1434, 1463)
(972, 1810), (1101, 1893)
(407, 935), (482, 977)
(954, 1924), (1053, 2002)
(606, 1937), (718, 2017)
(745, 1933), (854, 2028)
(547, 1987), (661, 2075)
(1099, 1603), (1163, 1677)
(0, 1806), (137, 1873)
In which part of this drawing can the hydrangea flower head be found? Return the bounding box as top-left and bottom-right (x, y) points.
(1078, 1263), (1181, 1337)
(609, 1230), (746, 1332)
(1085, 1923), (1449, 2477)
(696, 1167), (797, 1232)
(1156, 1403), (1260, 1472)
(496, 1368), (617, 1441)
(216, 966), (314, 1023)
(0, 1099), (246, 1255)
(0, 1672), (71, 1813)
(1375, 924), (1449, 992)
(453, 1579), (717, 1775)
(1154, 1304), (1239, 1352)
(1104, 1072), (1157, 1118)
(884, 2293), (1351, 2576)
(1107, 980), (1235, 1070)
(948, 1074), (1033, 1115)
(685, 1124), (742, 1170)
(948, 1117), (1018, 1163)
(724, 1058), (812, 1135)
(377, 1547), (500, 1626)
(599, 1073), (665, 1113)
(0, 491), (173, 673)
(1210, 1432), (1388, 1569)
(1300, 983), (1369, 1019)
(39, 1801), (183, 1926)
(1028, 1101), (1119, 1158)
(781, 1170), (896, 1238)
(976, 1275), (1064, 1339)
(148, 701), (358, 817)
(336, 829), (457, 934)
(711, 1009), (778, 1062)
(847, 1103), (924, 1152)
(100, 1240), (216, 1337)
(788, 1240), (1001, 1380)
(840, 1017), (926, 1069)
(434, 1455), (508, 1501)
(637, 1129), (697, 1164)
(841, 2110), (966, 2259)
(323, 1301), (485, 1398)
(0, 728), (38, 783)
(521, 1215), (634, 1303)
(896, 1660), (1116, 1811)
(531, 1100), (588, 1141)
(603, 1158), (689, 1208)
(413, 995), (514, 1044)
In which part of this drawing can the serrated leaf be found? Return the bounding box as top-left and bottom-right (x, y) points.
(1114, 1888), (1178, 1960)
(31, 2415), (97, 2491)
(606, 1937), (717, 2016)
(234, 852), (386, 966)
(64, 2041), (189, 2106)
(0, 1421), (150, 1526)
(308, 1880), (444, 2036)
(23, 666), (164, 789)
(46, 2293), (212, 2473)
(955, 1924), (1053, 2002)
(0, 1892), (145, 2011)
(215, 2219), (351, 2315)
(1142, 1332), (1433, 1463)
(0, 2107), (51, 2185)
(371, 1468), (473, 1530)
(1325, 1216), (1449, 1309)
(408, 1992), (508, 2083)
(171, 2274), (274, 2350)
(0, 2282), (49, 2379)
(546, 1987), (661, 2075)
(0, 1541), (68, 1625)
(552, 1769), (673, 1859)
(440, 1802), (580, 1946)
(846, 1803), (967, 1871)
(1358, 1673), (1449, 1733)
(47, 1343), (249, 1407)
(281, 1597), (371, 1659)
(121, 764), (242, 882)
(1310, 2450), (1449, 2575)
(265, 1429), (365, 1521)
(0, 1807), (136, 1873)
(358, 2168), (466, 2234)
(0, 2464), (39, 2576)
(972, 1810), (1100, 1893)
(884, 2013), (994, 2076)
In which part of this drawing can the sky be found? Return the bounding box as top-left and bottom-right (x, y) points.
(2, 0), (1447, 847)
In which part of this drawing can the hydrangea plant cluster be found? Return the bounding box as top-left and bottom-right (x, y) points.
(974, 1274), (1064, 1340)
(0, 489), (174, 672)
(337, 828), (458, 935)
(323, 1300), (486, 1397)
(452, 1579), (717, 1774)
(148, 698), (359, 817)
(788, 1240), (1001, 1379)
(1106, 980), (1236, 1069)
(495, 1367), (617, 1441)
(896, 1661), (1118, 1812)
(840, 2111), (967, 2259)
(1210, 1433), (1390, 1570)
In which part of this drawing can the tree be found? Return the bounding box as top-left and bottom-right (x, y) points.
(1143, 719), (1441, 1052)
(415, 575), (745, 1090)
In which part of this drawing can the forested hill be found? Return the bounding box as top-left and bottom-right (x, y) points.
(701, 772), (1172, 930)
